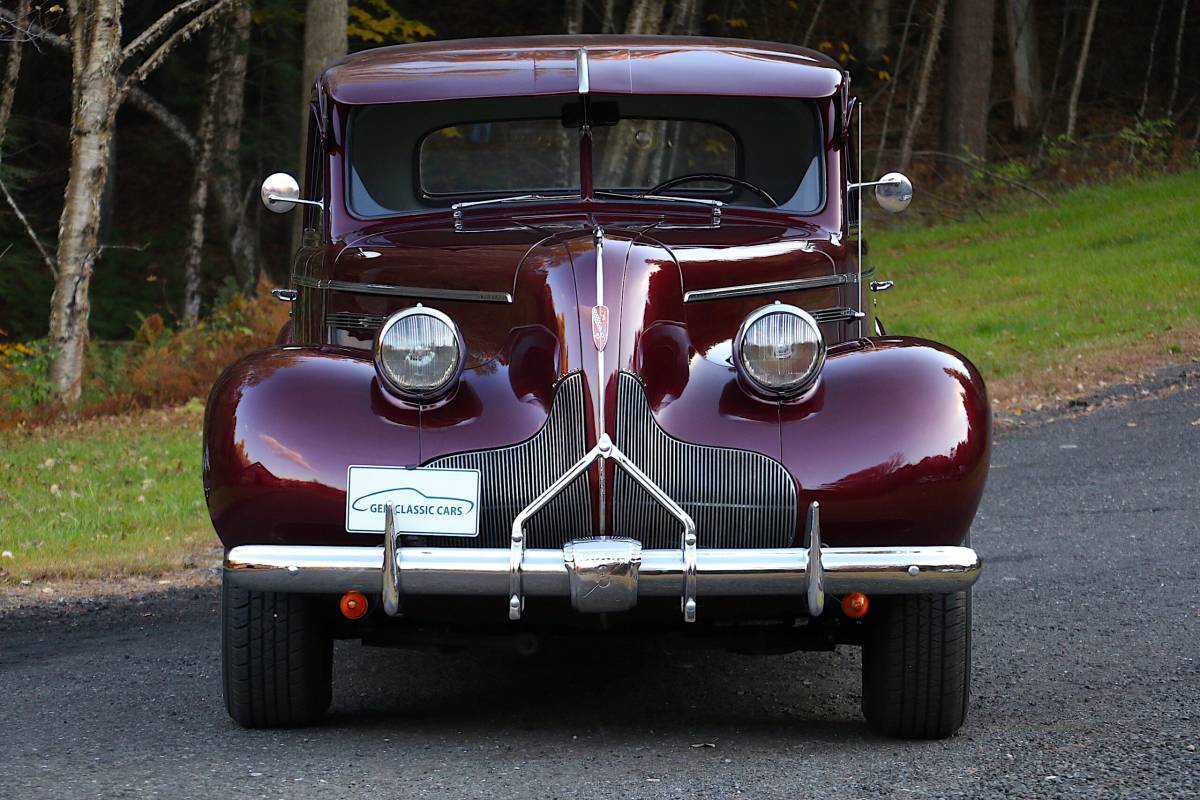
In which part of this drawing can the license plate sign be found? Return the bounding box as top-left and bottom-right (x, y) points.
(345, 466), (480, 536)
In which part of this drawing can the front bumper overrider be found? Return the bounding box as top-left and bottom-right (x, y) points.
(224, 434), (981, 622)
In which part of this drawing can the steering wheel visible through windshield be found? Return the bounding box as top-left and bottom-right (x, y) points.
(346, 94), (824, 217)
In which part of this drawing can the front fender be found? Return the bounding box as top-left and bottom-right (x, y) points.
(781, 337), (991, 547)
(204, 346), (420, 549)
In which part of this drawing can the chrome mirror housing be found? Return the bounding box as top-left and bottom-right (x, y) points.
(259, 172), (326, 214)
(874, 172), (913, 213)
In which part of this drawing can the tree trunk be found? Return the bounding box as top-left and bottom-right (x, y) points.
(863, 0), (890, 64)
(182, 20), (224, 326)
(1137, 0), (1167, 118)
(1065, 0), (1100, 138)
(601, 0), (618, 32)
(49, 0), (233, 403)
(210, 0), (257, 293)
(624, 0), (666, 34)
(1005, 0), (1041, 130)
(564, 0), (586, 33)
(0, 0), (30, 147)
(1167, 0), (1189, 116)
(803, 0), (825, 46)
(941, 0), (995, 168)
(49, 0), (124, 405)
(873, 0), (917, 176)
(898, 0), (948, 172)
(294, 0), (347, 254)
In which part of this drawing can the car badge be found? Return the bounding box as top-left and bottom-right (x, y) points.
(591, 304), (609, 351)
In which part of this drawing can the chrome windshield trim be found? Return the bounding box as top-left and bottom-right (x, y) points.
(292, 274), (512, 304)
(683, 273), (857, 303)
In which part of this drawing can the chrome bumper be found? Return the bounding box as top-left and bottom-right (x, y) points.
(224, 541), (981, 608)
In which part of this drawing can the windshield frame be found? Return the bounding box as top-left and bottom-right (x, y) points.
(342, 94), (826, 222)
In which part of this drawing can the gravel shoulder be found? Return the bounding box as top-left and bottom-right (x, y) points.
(1, 379), (1197, 799)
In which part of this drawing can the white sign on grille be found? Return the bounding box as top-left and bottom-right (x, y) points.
(345, 465), (480, 536)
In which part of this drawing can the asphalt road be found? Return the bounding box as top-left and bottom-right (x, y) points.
(2, 379), (1198, 799)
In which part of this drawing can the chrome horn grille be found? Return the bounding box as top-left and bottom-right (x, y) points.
(423, 373), (592, 548)
(613, 372), (798, 549)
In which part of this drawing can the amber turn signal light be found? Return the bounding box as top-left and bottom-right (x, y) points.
(841, 592), (869, 619)
(339, 591), (369, 620)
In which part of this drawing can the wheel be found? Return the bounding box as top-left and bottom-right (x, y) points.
(861, 590), (971, 739)
(222, 573), (333, 728)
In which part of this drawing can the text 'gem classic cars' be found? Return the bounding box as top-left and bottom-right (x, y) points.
(207, 36), (989, 739)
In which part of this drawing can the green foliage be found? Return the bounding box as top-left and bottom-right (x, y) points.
(1117, 118), (1176, 170)
(348, 0), (434, 44)
(874, 170), (1200, 381)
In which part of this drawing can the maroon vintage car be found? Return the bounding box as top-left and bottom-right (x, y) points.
(207, 35), (988, 738)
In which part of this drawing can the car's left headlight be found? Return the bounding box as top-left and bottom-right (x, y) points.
(374, 307), (465, 401)
(734, 304), (826, 397)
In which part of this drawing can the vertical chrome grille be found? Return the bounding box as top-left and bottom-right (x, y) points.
(422, 373), (592, 547)
(613, 372), (798, 549)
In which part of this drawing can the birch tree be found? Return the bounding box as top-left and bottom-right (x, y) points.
(1064, 0), (1100, 138)
(898, 0), (948, 172)
(182, 0), (254, 322)
(1005, 0), (1042, 130)
(49, 0), (231, 405)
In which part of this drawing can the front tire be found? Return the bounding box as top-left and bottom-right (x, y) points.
(861, 591), (971, 739)
(222, 574), (333, 728)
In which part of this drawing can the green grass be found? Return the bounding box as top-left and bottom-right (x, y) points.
(0, 401), (217, 584)
(873, 170), (1200, 380)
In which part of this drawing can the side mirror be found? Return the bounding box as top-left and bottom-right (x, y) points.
(261, 172), (301, 213)
(260, 172), (324, 214)
(874, 172), (913, 213)
(848, 172), (914, 214)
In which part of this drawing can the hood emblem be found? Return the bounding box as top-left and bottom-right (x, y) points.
(591, 304), (609, 351)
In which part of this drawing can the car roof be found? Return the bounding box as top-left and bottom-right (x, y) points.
(322, 35), (844, 105)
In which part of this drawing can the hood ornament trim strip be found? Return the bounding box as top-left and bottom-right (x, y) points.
(683, 272), (856, 303)
(292, 274), (512, 304)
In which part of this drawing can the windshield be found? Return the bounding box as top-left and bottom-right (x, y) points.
(347, 94), (824, 217)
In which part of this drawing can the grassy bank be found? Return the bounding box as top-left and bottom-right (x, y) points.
(0, 403), (216, 585)
(2, 172), (1197, 588)
(874, 171), (1200, 400)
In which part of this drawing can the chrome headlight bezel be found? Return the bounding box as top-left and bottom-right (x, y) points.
(733, 303), (826, 398)
(373, 306), (465, 402)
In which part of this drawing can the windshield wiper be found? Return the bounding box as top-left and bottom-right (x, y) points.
(451, 193), (581, 230)
(449, 191), (725, 232)
(594, 190), (723, 225)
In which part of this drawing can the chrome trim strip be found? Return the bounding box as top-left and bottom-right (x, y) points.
(576, 48), (590, 94)
(292, 274), (513, 304)
(382, 503), (401, 615)
(593, 225), (607, 538)
(810, 307), (866, 324)
(805, 501), (824, 617)
(225, 543), (982, 598)
(683, 273), (857, 303)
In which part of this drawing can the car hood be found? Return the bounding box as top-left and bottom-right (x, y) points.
(326, 216), (855, 458)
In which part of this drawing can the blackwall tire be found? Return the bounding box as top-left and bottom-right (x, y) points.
(861, 590), (971, 739)
(221, 573), (333, 728)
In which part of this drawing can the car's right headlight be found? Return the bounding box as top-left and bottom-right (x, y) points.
(374, 307), (464, 401)
(734, 304), (826, 397)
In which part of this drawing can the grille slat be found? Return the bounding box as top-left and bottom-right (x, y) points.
(613, 372), (797, 549)
(422, 373), (592, 548)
